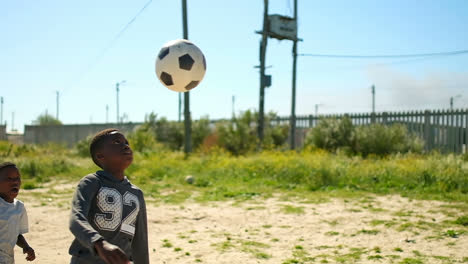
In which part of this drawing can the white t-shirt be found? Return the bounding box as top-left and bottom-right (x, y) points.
(0, 198), (29, 264)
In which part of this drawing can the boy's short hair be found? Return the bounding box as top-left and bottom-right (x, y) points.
(89, 128), (120, 167)
(0, 162), (17, 175)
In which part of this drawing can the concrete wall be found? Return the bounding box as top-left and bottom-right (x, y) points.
(24, 123), (143, 146)
(0, 125), (6, 141)
(7, 134), (24, 145)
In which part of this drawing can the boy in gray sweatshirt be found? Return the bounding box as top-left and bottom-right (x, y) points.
(69, 129), (149, 264)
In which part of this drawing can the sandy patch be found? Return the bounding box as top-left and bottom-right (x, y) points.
(13, 187), (467, 263)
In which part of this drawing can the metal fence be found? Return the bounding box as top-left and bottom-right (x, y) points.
(271, 109), (468, 153)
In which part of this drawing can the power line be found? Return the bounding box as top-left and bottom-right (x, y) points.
(69, 0), (153, 90)
(298, 49), (468, 59)
(97, 0), (153, 60)
(297, 53), (467, 74)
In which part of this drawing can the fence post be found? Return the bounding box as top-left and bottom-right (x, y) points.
(465, 109), (468, 153)
(457, 112), (460, 153)
(371, 112), (376, 124)
(424, 110), (431, 151)
(382, 112), (388, 125)
(449, 110), (454, 152)
(308, 115), (313, 128)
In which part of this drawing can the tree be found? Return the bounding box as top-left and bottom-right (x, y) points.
(33, 113), (62, 125)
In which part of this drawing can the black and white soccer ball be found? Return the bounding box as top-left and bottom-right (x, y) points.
(155, 39), (206, 92)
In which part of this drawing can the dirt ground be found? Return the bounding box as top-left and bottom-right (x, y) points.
(13, 183), (468, 264)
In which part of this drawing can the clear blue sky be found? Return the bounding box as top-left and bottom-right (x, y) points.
(1, 0), (467, 132)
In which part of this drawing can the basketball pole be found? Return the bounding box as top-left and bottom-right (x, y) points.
(182, 0), (192, 154)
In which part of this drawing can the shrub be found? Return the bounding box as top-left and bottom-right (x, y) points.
(216, 110), (258, 155)
(127, 127), (160, 153)
(132, 113), (211, 152)
(75, 136), (92, 157)
(354, 123), (424, 156)
(32, 113), (62, 125)
(216, 110), (289, 155)
(192, 116), (211, 150)
(305, 118), (424, 156)
(304, 116), (354, 152)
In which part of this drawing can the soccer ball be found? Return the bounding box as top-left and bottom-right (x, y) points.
(155, 39), (206, 92)
(185, 175), (194, 184)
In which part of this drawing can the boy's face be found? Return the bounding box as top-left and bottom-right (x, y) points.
(96, 132), (133, 171)
(0, 166), (21, 203)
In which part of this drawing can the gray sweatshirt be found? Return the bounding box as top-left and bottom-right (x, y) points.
(69, 171), (149, 264)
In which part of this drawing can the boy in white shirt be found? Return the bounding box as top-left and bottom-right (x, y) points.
(0, 162), (35, 263)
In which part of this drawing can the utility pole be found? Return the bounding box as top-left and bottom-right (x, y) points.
(182, 0), (192, 154)
(56, 91), (60, 120)
(116, 80), (126, 124)
(232, 95), (235, 117)
(371, 84), (375, 113)
(178, 94), (182, 122)
(450, 95), (462, 110)
(116, 83), (120, 124)
(314, 103), (324, 117)
(106, 105), (109, 123)
(289, 0), (298, 150)
(258, 0), (269, 148)
(0, 96), (3, 125)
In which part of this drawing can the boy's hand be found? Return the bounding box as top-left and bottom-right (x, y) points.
(23, 246), (35, 261)
(94, 240), (130, 264)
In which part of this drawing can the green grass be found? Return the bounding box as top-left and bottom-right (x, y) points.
(281, 205), (305, 214)
(162, 239), (173, 248)
(334, 247), (367, 263)
(399, 258), (423, 264)
(394, 247), (404, 252)
(2, 141), (468, 205)
(212, 238), (271, 259)
(356, 229), (380, 235)
(368, 255), (384, 260)
(370, 219), (398, 228)
(444, 229), (461, 238)
(455, 215), (468, 226)
(212, 240), (234, 252)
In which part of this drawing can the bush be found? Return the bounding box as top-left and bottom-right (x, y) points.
(134, 112), (211, 152)
(15, 157), (76, 183)
(32, 113), (62, 125)
(305, 118), (424, 156)
(127, 127), (160, 153)
(215, 111), (288, 155)
(135, 112), (183, 151)
(192, 116), (211, 150)
(216, 110), (258, 155)
(354, 123), (424, 156)
(75, 136), (92, 157)
(304, 116), (354, 152)
(153, 117), (184, 151)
